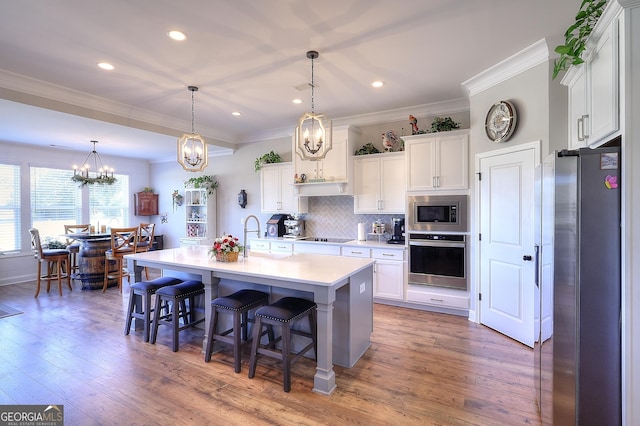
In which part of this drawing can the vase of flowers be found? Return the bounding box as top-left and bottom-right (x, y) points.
(209, 234), (243, 262)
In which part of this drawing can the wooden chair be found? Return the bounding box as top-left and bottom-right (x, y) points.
(64, 224), (90, 276)
(103, 227), (138, 293)
(136, 223), (155, 280)
(29, 228), (72, 297)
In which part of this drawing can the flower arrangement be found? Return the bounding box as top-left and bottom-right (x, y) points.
(209, 234), (243, 262)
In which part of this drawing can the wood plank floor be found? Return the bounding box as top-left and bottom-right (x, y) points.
(0, 275), (541, 425)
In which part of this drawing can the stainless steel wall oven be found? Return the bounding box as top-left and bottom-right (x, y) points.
(408, 233), (468, 290)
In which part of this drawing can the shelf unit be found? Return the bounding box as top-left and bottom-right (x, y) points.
(182, 188), (216, 244)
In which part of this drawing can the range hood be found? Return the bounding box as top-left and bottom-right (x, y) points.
(292, 180), (351, 196)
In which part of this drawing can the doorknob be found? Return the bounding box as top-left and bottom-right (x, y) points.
(523, 255), (532, 261)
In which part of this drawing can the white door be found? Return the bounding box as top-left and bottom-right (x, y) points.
(479, 145), (537, 347)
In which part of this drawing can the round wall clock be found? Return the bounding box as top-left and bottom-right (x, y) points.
(485, 100), (517, 143)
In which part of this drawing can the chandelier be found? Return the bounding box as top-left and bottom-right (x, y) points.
(177, 85), (208, 172)
(71, 140), (117, 187)
(295, 50), (332, 162)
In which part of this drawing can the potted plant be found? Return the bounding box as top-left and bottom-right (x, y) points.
(428, 116), (461, 133)
(184, 175), (219, 197)
(254, 150), (282, 172)
(552, 0), (607, 79)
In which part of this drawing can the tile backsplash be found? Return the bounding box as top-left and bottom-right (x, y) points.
(302, 196), (403, 240)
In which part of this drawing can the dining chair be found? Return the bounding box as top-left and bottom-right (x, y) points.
(64, 224), (90, 276)
(103, 227), (138, 293)
(29, 228), (72, 297)
(136, 223), (156, 280)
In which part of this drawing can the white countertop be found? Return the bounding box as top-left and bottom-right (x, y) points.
(255, 237), (406, 250)
(126, 245), (375, 287)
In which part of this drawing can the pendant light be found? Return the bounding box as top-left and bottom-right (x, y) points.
(177, 85), (208, 172)
(71, 140), (117, 187)
(295, 50), (332, 162)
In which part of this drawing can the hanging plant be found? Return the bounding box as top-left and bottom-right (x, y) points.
(254, 151), (282, 172)
(172, 190), (184, 212)
(552, 0), (607, 79)
(184, 175), (219, 197)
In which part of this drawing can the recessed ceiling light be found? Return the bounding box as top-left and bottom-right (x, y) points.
(97, 62), (114, 71)
(232, 111), (241, 116)
(168, 30), (187, 41)
(372, 81), (384, 88)
(292, 99), (302, 104)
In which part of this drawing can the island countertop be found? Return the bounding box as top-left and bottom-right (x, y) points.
(125, 246), (375, 396)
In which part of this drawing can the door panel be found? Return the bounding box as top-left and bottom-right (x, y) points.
(479, 146), (536, 347)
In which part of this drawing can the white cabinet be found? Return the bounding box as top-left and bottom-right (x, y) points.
(353, 152), (405, 214)
(562, 10), (620, 148)
(249, 239), (270, 253)
(183, 188), (216, 243)
(292, 124), (361, 196)
(260, 162), (308, 214)
(293, 242), (341, 256)
(371, 248), (405, 301)
(403, 130), (469, 192)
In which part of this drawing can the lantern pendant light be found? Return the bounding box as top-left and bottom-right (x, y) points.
(295, 50), (332, 162)
(177, 85), (208, 172)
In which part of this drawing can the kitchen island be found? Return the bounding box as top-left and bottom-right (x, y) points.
(125, 246), (374, 395)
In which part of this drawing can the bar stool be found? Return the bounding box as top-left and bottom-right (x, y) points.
(248, 297), (317, 392)
(124, 276), (183, 342)
(150, 280), (205, 352)
(204, 289), (269, 373)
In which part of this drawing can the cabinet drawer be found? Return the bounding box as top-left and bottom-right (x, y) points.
(372, 248), (405, 261)
(294, 243), (341, 256)
(342, 247), (371, 258)
(270, 241), (293, 253)
(406, 287), (469, 309)
(250, 240), (270, 252)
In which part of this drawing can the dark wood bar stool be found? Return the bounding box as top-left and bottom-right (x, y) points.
(204, 289), (269, 373)
(124, 276), (183, 342)
(150, 280), (205, 352)
(248, 297), (317, 392)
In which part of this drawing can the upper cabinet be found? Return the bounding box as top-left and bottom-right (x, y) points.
(134, 192), (158, 216)
(353, 152), (405, 214)
(260, 162), (309, 214)
(403, 130), (469, 192)
(292, 124), (361, 196)
(562, 7), (620, 148)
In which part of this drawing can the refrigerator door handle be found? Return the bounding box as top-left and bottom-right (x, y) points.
(534, 244), (540, 288)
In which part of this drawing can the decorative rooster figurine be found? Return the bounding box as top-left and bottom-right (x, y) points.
(382, 130), (400, 152)
(409, 115), (419, 135)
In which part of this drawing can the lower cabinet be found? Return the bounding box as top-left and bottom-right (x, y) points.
(342, 245), (406, 301)
(406, 285), (469, 311)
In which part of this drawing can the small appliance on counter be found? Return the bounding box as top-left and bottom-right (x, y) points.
(266, 214), (287, 238)
(283, 218), (305, 239)
(387, 217), (405, 244)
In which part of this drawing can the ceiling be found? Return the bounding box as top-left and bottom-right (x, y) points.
(0, 0), (579, 162)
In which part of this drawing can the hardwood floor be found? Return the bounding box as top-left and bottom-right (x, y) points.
(0, 275), (541, 425)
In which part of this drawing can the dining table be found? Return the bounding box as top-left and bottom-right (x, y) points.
(64, 232), (116, 290)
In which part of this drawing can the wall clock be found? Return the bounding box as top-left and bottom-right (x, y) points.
(485, 100), (517, 143)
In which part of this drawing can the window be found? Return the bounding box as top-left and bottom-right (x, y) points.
(30, 167), (81, 243)
(0, 163), (20, 253)
(89, 174), (130, 229)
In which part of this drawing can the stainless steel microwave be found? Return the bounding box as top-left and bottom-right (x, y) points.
(407, 195), (468, 232)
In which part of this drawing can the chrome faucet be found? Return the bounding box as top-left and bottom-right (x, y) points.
(242, 215), (261, 258)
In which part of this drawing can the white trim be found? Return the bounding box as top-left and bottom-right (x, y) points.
(462, 39), (550, 96)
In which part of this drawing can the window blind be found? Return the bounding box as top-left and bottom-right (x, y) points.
(89, 174), (130, 229)
(0, 163), (21, 253)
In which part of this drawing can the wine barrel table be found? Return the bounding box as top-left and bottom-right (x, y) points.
(65, 233), (118, 290)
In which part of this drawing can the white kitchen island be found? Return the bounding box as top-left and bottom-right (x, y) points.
(125, 245), (374, 395)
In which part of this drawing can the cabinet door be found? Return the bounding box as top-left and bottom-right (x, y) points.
(587, 17), (619, 145)
(374, 260), (404, 300)
(437, 133), (468, 190)
(260, 165), (281, 213)
(353, 157), (380, 213)
(567, 65), (588, 149)
(277, 164), (297, 212)
(380, 155), (405, 213)
(320, 127), (348, 181)
(406, 137), (436, 191)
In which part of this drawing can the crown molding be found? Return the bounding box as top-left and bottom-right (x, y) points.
(462, 38), (550, 96)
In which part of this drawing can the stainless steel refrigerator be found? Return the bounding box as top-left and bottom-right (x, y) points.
(536, 146), (621, 425)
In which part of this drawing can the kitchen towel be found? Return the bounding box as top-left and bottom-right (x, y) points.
(358, 223), (366, 241)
